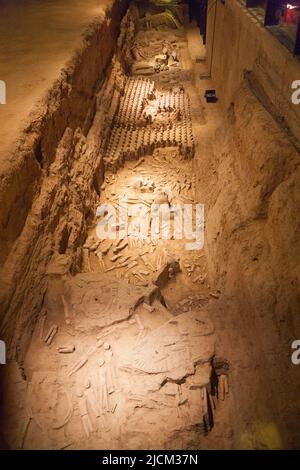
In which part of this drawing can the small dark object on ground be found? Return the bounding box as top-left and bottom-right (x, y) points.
(204, 89), (218, 103)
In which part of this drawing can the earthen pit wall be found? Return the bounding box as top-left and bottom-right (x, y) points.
(196, 80), (300, 448)
(206, 0), (300, 144)
(203, 1), (300, 447)
(0, 0), (130, 361)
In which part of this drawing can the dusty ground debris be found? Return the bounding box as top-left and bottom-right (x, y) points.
(0, 0), (299, 452)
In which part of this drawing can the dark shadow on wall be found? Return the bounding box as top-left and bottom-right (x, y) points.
(188, 0), (208, 42)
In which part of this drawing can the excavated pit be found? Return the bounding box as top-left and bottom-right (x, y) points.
(0, 0), (300, 450)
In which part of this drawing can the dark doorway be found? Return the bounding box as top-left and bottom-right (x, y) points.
(188, 0), (208, 44)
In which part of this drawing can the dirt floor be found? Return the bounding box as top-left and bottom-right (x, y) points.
(0, 7), (232, 450)
(6, 148), (232, 449)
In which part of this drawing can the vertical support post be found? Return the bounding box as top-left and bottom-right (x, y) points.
(264, 0), (282, 26)
(199, 0), (208, 44)
(294, 13), (300, 55)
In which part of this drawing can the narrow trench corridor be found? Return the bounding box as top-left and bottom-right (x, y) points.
(1, 6), (231, 450)
(1, 0), (300, 452)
